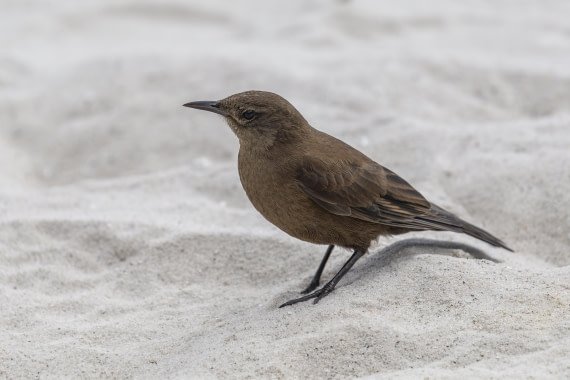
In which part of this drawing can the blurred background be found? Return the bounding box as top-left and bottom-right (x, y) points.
(2, 0), (568, 183)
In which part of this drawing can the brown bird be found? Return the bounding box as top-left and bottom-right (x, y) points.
(183, 90), (512, 307)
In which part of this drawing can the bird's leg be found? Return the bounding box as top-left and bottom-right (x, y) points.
(280, 249), (365, 307)
(301, 245), (335, 294)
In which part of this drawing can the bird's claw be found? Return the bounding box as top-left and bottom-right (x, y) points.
(280, 283), (335, 307)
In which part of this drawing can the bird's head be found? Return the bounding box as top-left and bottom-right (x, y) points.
(184, 91), (309, 152)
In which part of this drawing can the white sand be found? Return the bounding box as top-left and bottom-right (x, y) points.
(1, 0), (569, 378)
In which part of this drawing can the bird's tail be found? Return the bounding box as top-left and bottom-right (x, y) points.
(457, 218), (513, 251)
(420, 203), (513, 252)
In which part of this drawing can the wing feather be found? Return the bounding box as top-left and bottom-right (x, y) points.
(295, 155), (512, 250)
(296, 157), (440, 229)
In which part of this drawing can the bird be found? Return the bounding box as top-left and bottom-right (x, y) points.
(183, 90), (512, 307)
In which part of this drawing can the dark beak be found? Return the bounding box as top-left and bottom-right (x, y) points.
(183, 100), (227, 116)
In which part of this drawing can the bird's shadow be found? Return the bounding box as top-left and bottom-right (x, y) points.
(374, 237), (499, 263)
(274, 238), (501, 307)
(342, 238), (501, 286)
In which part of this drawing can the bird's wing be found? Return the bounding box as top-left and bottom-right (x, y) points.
(296, 157), (438, 229)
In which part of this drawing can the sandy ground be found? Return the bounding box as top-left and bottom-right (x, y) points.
(1, 0), (569, 378)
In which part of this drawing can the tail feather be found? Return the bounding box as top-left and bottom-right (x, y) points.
(458, 219), (513, 252)
(420, 203), (513, 252)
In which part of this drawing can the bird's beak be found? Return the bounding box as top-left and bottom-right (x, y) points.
(183, 100), (227, 116)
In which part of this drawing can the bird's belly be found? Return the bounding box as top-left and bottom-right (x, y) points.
(238, 160), (380, 249)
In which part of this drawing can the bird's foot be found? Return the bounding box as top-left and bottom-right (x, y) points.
(279, 282), (336, 307)
(280, 249), (365, 308)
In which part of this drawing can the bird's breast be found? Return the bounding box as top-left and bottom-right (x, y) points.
(237, 151), (305, 229)
(238, 148), (339, 243)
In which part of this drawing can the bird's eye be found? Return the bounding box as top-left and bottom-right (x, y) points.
(243, 110), (256, 120)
